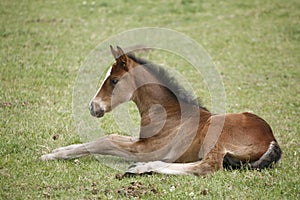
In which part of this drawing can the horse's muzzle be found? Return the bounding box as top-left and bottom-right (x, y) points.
(89, 101), (105, 118)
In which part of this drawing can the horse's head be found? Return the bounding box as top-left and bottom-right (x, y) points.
(89, 46), (137, 118)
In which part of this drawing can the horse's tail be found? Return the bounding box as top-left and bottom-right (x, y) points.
(250, 140), (282, 169)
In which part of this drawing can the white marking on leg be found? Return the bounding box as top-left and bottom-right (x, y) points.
(127, 161), (193, 175)
(52, 144), (84, 153)
(41, 143), (90, 160)
(41, 153), (56, 161)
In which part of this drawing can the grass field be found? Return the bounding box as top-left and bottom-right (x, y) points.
(1, 0), (299, 199)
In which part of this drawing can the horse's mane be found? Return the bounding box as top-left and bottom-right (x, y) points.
(127, 53), (208, 111)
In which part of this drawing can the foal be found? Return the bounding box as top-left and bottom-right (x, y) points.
(41, 46), (282, 176)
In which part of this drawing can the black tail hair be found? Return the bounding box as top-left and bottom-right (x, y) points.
(250, 140), (282, 169)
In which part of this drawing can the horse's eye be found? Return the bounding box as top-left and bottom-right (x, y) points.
(110, 78), (119, 85)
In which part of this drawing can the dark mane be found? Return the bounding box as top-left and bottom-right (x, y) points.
(127, 53), (208, 111)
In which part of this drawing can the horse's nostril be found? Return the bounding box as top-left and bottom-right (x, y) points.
(89, 101), (105, 118)
(89, 102), (93, 111)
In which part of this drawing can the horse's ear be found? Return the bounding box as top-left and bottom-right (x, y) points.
(116, 46), (129, 71)
(110, 46), (128, 71)
(117, 46), (128, 63)
(117, 46), (125, 55)
(110, 45), (119, 59)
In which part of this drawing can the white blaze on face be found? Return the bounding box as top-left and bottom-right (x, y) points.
(92, 66), (112, 100)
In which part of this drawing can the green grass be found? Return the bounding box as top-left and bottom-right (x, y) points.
(1, 0), (299, 199)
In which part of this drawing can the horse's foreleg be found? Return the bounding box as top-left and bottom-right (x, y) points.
(41, 134), (139, 161)
(41, 143), (89, 160)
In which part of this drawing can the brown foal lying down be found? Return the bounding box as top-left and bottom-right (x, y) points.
(41, 46), (282, 176)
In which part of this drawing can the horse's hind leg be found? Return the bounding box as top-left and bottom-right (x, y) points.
(126, 161), (199, 175)
(194, 145), (226, 175)
(126, 145), (226, 176)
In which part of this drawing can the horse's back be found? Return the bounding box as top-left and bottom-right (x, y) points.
(222, 112), (275, 142)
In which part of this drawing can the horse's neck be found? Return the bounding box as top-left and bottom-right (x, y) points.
(130, 66), (211, 139)
(131, 83), (182, 139)
(132, 83), (178, 117)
